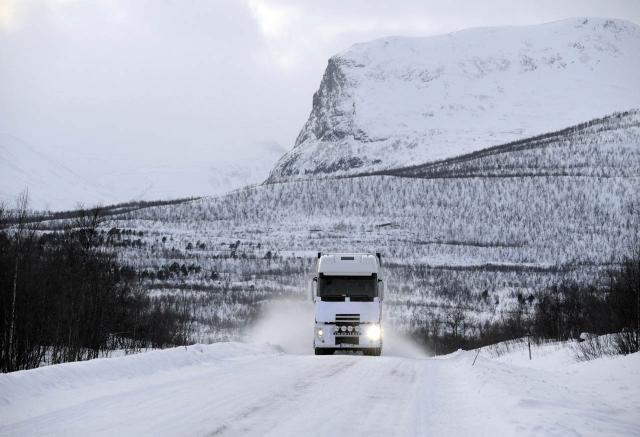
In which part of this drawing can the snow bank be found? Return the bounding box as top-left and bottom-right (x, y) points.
(0, 339), (638, 436)
(441, 344), (640, 436)
(0, 342), (279, 422)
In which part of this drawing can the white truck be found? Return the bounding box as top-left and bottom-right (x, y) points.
(309, 252), (385, 356)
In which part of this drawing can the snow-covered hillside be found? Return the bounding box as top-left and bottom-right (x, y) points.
(0, 133), (284, 211)
(268, 18), (640, 181)
(21, 108), (639, 344)
(1, 340), (638, 436)
(75, 109), (634, 339)
(380, 109), (640, 178)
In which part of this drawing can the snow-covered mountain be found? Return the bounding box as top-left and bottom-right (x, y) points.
(0, 133), (284, 211)
(268, 18), (640, 181)
(9, 19), (639, 358)
(39, 109), (632, 342)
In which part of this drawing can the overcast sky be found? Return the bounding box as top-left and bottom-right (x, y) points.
(1, 0), (639, 208)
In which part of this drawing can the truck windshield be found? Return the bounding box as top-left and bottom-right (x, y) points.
(318, 274), (378, 300)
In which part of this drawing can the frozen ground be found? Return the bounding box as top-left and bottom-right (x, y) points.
(1, 337), (638, 436)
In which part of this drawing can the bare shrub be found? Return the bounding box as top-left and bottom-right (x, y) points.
(572, 334), (615, 361)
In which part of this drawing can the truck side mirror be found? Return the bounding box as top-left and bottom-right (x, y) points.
(309, 277), (318, 301)
(378, 279), (385, 300)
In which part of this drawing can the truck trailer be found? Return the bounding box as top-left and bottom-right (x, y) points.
(310, 252), (384, 356)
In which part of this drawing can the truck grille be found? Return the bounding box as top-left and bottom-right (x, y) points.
(336, 336), (359, 346)
(335, 314), (360, 323)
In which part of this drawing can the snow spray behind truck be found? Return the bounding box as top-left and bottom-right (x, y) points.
(309, 253), (385, 356)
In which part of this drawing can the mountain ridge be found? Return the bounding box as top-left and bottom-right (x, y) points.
(24, 105), (640, 343)
(268, 17), (640, 182)
(351, 108), (640, 179)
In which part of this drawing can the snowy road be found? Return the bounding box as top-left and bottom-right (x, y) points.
(1, 342), (639, 436)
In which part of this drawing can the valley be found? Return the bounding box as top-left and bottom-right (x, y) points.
(32, 109), (638, 346)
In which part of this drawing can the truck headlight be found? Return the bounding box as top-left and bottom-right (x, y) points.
(366, 324), (381, 341)
(317, 328), (323, 337)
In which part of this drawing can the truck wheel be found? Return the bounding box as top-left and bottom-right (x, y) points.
(315, 348), (333, 355)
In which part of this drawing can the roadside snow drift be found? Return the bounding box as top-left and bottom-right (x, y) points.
(1, 341), (638, 436)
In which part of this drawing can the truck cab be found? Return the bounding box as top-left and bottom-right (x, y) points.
(310, 253), (384, 356)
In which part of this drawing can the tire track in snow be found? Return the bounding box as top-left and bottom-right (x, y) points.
(205, 356), (359, 436)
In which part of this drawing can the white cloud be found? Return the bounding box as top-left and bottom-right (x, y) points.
(0, 0), (23, 32)
(248, 0), (297, 39)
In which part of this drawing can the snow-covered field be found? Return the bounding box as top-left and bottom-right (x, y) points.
(1, 337), (638, 436)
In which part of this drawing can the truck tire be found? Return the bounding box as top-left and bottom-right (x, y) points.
(364, 348), (381, 356)
(315, 348), (333, 355)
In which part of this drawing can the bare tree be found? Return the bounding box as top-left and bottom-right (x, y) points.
(0, 201), (5, 230)
(445, 303), (466, 338)
(73, 204), (105, 249)
(5, 189), (36, 369)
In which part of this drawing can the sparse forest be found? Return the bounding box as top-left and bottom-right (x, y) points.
(2, 110), (639, 370)
(0, 195), (191, 372)
(409, 246), (640, 355)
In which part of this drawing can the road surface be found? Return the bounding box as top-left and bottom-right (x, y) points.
(1, 342), (639, 436)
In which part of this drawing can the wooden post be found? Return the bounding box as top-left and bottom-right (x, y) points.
(472, 348), (480, 366)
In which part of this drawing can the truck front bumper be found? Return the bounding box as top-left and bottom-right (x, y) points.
(314, 323), (382, 350)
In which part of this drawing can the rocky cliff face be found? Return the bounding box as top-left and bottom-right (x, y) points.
(268, 18), (640, 182)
